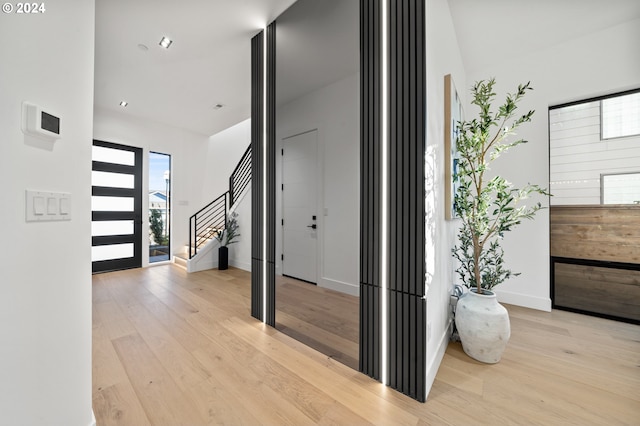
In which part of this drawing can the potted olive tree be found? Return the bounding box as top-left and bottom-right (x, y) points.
(452, 78), (549, 363)
(214, 212), (240, 270)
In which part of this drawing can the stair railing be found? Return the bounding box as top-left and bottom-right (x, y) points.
(189, 192), (227, 259)
(187, 143), (252, 260)
(229, 144), (252, 207)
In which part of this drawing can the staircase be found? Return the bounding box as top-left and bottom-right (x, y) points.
(175, 144), (251, 272)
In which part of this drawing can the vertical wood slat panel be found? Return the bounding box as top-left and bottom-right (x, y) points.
(389, 0), (398, 300)
(387, 0), (426, 402)
(251, 258), (263, 319)
(250, 31), (264, 321)
(401, 0), (410, 296)
(408, 0), (417, 296)
(360, 0), (369, 291)
(266, 22), (276, 326)
(359, 0), (381, 381)
(372, 0), (381, 292)
(252, 2), (428, 401)
(250, 23), (276, 326)
(359, 284), (380, 377)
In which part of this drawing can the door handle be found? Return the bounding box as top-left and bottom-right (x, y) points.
(307, 224), (317, 229)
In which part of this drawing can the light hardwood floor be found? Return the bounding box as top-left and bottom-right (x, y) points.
(93, 265), (640, 425)
(276, 275), (359, 370)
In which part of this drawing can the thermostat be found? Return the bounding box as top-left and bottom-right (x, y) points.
(22, 102), (61, 141)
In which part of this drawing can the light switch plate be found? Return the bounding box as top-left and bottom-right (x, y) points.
(26, 190), (71, 222)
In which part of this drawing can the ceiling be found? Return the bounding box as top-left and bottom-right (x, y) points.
(94, 0), (297, 137)
(275, 0), (359, 107)
(448, 0), (640, 73)
(95, 0), (640, 138)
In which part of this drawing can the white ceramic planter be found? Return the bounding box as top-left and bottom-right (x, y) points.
(455, 289), (510, 363)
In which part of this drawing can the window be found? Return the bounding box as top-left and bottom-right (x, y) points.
(602, 92), (640, 139)
(149, 152), (171, 263)
(601, 172), (640, 205)
(549, 89), (640, 205)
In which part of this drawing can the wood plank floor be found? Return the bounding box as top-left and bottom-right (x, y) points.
(93, 265), (640, 425)
(276, 275), (359, 370)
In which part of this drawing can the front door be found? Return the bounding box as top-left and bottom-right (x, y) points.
(282, 129), (318, 284)
(91, 140), (143, 273)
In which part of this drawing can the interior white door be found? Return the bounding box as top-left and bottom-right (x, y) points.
(282, 129), (318, 283)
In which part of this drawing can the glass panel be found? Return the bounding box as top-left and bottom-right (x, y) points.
(91, 171), (135, 189)
(602, 173), (640, 204)
(92, 196), (134, 211)
(602, 92), (640, 139)
(91, 220), (134, 237)
(149, 152), (171, 263)
(92, 145), (135, 165)
(549, 91), (640, 205)
(91, 243), (134, 262)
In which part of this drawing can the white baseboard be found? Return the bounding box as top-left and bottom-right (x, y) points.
(229, 258), (251, 272)
(319, 277), (359, 297)
(496, 290), (551, 312)
(425, 318), (452, 400)
(188, 259), (217, 273)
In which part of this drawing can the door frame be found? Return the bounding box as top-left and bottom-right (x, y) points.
(277, 126), (324, 285)
(280, 128), (322, 284)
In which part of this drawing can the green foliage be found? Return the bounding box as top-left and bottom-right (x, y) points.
(214, 212), (241, 246)
(452, 78), (550, 294)
(149, 209), (168, 246)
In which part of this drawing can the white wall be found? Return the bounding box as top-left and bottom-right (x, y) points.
(0, 1), (95, 424)
(202, 118), (252, 201)
(203, 118), (253, 271)
(466, 19), (640, 310)
(424, 0), (467, 399)
(276, 73), (360, 295)
(94, 107), (209, 261)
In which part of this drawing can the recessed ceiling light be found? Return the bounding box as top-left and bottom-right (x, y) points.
(213, 103), (224, 110)
(159, 36), (173, 49)
(119, 101), (128, 107)
(137, 43), (148, 51)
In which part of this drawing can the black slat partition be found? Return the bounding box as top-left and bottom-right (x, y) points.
(266, 23), (276, 326)
(388, 0), (426, 402)
(251, 30), (264, 321)
(247, 1), (427, 402)
(359, 0), (382, 381)
(250, 23), (276, 326)
(360, 0), (427, 402)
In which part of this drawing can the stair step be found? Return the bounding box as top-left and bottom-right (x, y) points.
(173, 255), (187, 269)
(174, 252), (189, 261)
